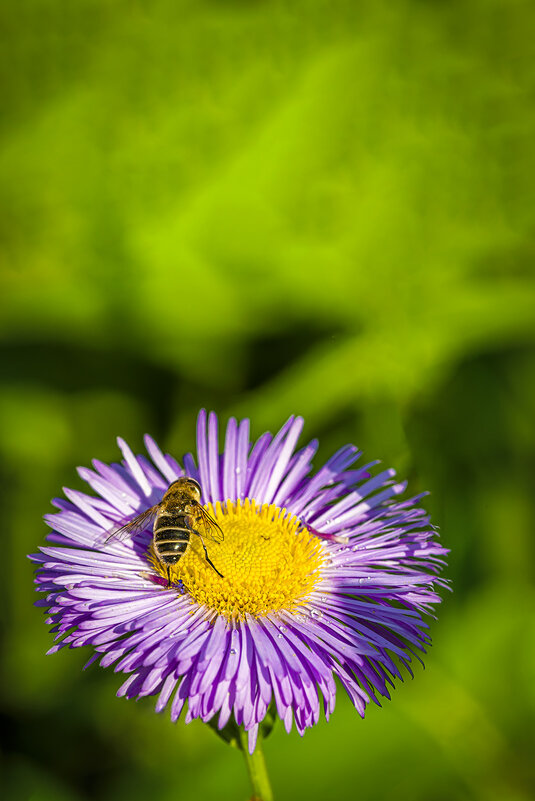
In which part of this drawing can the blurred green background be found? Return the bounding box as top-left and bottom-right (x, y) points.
(1, 0), (534, 799)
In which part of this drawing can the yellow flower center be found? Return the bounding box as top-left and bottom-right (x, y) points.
(149, 499), (325, 619)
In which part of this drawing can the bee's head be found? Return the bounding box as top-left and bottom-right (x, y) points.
(185, 477), (202, 500)
(167, 476), (202, 500)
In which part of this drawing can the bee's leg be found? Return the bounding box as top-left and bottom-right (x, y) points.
(194, 530), (224, 578)
(205, 550), (224, 579)
(166, 565), (172, 589)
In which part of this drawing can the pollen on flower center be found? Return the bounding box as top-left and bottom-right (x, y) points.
(150, 498), (326, 618)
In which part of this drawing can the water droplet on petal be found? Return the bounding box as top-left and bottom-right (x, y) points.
(230, 648), (236, 654)
(235, 467), (241, 474)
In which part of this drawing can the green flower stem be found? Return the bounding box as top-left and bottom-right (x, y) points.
(207, 709), (276, 800)
(238, 727), (273, 801)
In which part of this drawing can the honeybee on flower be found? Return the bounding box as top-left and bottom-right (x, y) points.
(31, 411), (448, 755)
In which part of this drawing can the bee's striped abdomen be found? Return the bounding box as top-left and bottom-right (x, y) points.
(153, 511), (191, 565)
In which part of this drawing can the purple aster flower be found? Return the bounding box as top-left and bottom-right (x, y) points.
(31, 411), (448, 758)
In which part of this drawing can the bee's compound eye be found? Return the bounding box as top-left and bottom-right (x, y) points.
(187, 478), (201, 493)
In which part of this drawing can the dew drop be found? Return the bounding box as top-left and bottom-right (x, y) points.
(277, 634), (283, 639)
(235, 467), (241, 474)
(230, 648), (237, 654)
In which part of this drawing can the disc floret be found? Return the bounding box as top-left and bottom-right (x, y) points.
(151, 499), (326, 619)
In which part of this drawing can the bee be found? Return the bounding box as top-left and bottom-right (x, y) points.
(105, 477), (224, 587)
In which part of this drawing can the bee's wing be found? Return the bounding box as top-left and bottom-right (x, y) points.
(104, 506), (158, 543)
(191, 503), (225, 544)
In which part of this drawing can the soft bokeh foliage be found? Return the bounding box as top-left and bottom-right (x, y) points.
(1, 1), (534, 799)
